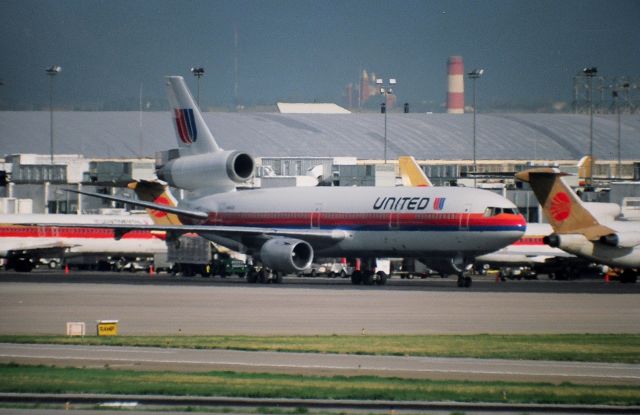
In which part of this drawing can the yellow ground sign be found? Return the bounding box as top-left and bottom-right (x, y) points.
(96, 320), (118, 336)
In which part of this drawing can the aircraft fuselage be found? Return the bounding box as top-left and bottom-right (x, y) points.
(185, 185), (526, 258)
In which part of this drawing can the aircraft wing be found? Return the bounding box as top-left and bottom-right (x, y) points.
(475, 253), (556, 264)
(476, 251), (573, 263)
(66, 189), (209, 220)
(9, 222), (348, 244)
(60, 188), (347, 245)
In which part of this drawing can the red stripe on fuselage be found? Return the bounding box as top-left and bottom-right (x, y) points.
(205, 211), (524, 230)
(0, 225), (157, 239)
(513, 236), (546, 246)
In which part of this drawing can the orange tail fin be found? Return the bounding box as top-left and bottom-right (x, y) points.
(128, 181), (183, 225)
(516, 168), (612, 240)
(398, 156), (432, 187)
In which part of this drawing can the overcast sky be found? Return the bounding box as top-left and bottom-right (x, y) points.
(1, 0), (638, 111)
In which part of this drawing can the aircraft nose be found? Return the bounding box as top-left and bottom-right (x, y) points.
(514, 213), (527, 233)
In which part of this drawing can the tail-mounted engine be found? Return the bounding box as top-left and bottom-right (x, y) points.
(544, 233), (597, 258)
(156, 150), (254, 192)
(599, 232), (640, 248)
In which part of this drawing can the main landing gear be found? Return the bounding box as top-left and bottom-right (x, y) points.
(349, 258), (388, 286)
(457, 272), (472, 288)
(246, 266), (283, 284)
(350, 270), (388, 286)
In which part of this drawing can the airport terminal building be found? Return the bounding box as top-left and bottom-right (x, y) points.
(1, 110), (640, 222)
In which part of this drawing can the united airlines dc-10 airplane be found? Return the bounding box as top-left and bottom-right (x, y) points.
(62, 76), (526, 287)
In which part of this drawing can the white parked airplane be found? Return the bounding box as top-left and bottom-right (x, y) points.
(63, 76), (526, 287)
(0, 213), (167, 272)
(517, 167), (640, 283)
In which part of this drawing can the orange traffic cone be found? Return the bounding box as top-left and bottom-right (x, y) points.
(149, 264), (155, 276)
(604, 273), (610, 283)
(64, 264), (69, 274)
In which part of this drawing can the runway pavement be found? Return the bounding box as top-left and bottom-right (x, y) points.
(1, 274), (639, 335)
(1, 342), (638, 385)
(1, 273), (639, 388)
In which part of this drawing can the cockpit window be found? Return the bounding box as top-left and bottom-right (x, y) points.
(484, 206), (519, 217)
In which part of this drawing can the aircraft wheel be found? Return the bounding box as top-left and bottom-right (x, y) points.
(620, 270), (638, 284)
(362, 272), (374, 285)
(15, 259), (34, 273)
(464, 276), (472, 288)
(375, 271), (387, 285)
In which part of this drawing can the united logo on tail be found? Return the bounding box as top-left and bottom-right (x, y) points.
(174, 108), (197, 144)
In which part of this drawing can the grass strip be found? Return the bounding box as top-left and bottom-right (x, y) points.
(0, 363), (638, 406)
(0, 334), (639, 363)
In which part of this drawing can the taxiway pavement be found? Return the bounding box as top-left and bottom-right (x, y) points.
(1, 343), (638, 385)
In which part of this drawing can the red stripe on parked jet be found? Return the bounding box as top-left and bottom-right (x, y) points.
(0, 225), (158, 239)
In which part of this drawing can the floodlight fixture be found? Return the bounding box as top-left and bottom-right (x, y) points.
(468, 68), (484, 79)
(190, 67), (205, 105)
(376, 77), (398, 164)
(46, 65), (62, 75)
(190, 67), (205, 77)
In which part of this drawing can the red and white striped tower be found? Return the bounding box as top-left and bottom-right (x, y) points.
(447, 56), (464, 114)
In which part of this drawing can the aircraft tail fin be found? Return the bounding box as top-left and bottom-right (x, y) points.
(165, 76), (220, 156)
(398, 156), (432, 187)
(516, 168), (612, 240)
(577, 155), (595, 184)
(128, 180), (183, 225)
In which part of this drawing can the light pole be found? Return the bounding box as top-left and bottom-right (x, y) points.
(583, 67), (597, 187)
(613, 82), (630, 179)
(190, 67), (205, 106)
(613, 88), (621, 178)
(46, 65), (61, 165)
(467, 68), (483, 187)
(375, 77), (397, 164)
